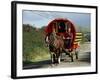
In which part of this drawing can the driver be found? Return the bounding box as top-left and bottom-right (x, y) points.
(63, 27), (73, 49)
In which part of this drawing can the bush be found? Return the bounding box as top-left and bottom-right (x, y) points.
(23, 24), (50, 62)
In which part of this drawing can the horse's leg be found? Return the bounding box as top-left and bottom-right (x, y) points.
(50, 52), (55, 67)
(56, 49), (61, 64)
(58, 55), (61, 64)
(70, 52), (74, 62)
(58, 48), (63, 63)
(75, 50), (78, 60)
(50, 52), (53, 64)
(60, 52), (63, 61)
(51, 52), (56, 63)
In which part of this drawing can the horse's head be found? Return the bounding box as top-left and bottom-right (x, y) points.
(45, 33), (53, 46)
(45, 35), (50, 47)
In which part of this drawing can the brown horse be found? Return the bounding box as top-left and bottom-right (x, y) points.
(45, 33), (64, 64)
(45, 33), (76, 65)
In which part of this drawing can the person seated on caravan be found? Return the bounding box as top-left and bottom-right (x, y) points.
(58, 22), (66, 33)
(63, 27), (73, 50)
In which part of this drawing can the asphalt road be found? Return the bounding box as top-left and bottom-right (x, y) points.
(23, 42), (91, 69)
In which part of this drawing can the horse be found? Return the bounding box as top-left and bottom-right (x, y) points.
(45, 33), (76, 65)
(45, 33), (64, 65)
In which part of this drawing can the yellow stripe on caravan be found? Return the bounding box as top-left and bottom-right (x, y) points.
(75, 39), (82, 42)
(76, 33), (82, 35)
(73, 42), (78, 44)
(75, 36), (82, 38)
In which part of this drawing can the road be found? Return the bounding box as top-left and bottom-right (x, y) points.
(23, 42), (91, 69)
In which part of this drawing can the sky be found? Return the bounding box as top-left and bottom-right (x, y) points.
(23, 10), (90, 28)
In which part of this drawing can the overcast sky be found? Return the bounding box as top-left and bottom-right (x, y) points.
(23, 10), (90, 28)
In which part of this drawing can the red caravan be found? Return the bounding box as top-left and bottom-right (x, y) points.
(45, 18), (76, 50)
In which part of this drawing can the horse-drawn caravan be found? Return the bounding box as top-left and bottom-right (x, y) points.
(45, 18), (81, 65)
